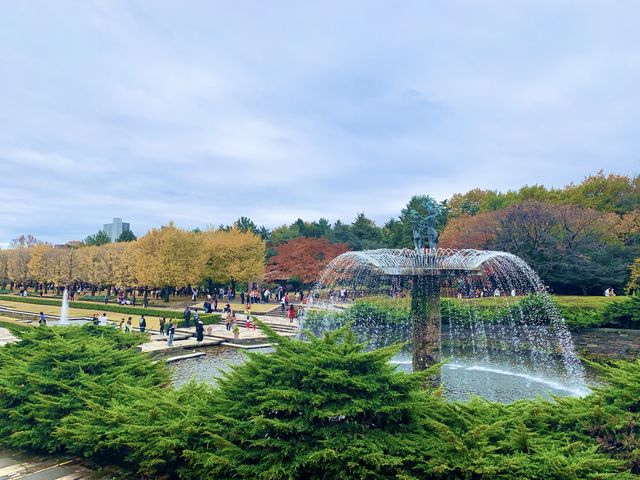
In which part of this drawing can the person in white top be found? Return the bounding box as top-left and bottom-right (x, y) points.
(99, 313), (109, 325)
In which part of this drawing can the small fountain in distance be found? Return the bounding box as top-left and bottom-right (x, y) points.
(59, 288), (70, 325)
(310, 198), (589, 401)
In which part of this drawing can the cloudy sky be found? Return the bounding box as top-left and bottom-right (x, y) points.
(1, 1), (639, 245)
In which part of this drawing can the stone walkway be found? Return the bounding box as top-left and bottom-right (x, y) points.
(0, 450), (98, 479)
(0, 326), (18, 347)
(138, 314), (299, 354)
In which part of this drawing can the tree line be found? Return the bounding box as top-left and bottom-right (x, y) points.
(260, 172), (639, 294)
(1, 172), (638, 295)
(0, 225), (265, 296)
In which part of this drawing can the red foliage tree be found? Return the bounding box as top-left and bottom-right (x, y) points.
(265, 238), (349, 284)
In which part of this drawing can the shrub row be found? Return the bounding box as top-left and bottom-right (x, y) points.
(305, 295), (640, 330)
(0, 324), (638, 478)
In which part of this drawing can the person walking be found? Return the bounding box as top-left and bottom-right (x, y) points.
(126, 317), (132, 332)
(167, 320), (175, 346)
(183, 307), (191, 328)
(288, 305), (296, 324)
(225, 311), (232, 331)
(159, 317), (166, 335)
(139, 315), (146, 333)
(280, 296), (286, 312)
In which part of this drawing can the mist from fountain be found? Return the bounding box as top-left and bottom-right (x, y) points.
(306, 248), (589, 402)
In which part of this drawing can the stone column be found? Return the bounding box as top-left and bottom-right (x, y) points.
(411, 273), (441, 374)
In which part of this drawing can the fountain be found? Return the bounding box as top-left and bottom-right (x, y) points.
(59, 288), (70, 325)
(311, 199), (588, 399)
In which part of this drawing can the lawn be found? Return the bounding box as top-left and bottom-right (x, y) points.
(0, 300), (168, 330)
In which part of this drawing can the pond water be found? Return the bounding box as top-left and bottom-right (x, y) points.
(169, 346), (595, 402)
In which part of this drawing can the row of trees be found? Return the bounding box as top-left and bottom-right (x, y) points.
(2, 172), (638, 293)
(440, 200), (639, 295)
(84, 229), (136, 246)
(0, 225), (265, 294)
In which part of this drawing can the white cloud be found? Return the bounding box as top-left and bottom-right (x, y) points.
(0, 1), (638, 243)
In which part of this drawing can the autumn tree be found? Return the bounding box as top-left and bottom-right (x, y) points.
(27, 244), (54, 288)
(110, 242), (137, 288)
(48, 247), (82, 286)
(200, 228), (265, 290)
(135, 224), (203, 298)
(563, 171), (640, 214)
(7, 247), (31, 284)
(439, 212), (499, 249)
(265, 237), (349, 285)
(489, 201), (631, 294)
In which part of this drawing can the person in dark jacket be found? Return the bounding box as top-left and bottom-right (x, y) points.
(196, 319), (204, 342)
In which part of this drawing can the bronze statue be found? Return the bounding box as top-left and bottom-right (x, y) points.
(409, 198), (441, 252)
(409, 210), (425, 251)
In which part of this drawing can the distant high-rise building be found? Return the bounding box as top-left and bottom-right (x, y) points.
(103, 218), (131, 242)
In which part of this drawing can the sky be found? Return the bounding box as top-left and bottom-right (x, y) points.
(1, 0), (639, 245)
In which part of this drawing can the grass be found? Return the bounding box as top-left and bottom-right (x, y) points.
(0, 299), (170, 330)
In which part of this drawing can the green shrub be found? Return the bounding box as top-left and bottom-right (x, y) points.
(0, 325), (168, 452)
(307, 295), (640, 331)
(602, 295), (640, 329)
(1, 321), (638, 478)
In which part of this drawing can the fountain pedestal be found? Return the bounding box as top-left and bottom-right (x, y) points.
(411, 273), (441, 375)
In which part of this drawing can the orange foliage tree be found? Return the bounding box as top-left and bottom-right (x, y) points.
(439, 212), (499, 249)
(265, 238), (349, 285)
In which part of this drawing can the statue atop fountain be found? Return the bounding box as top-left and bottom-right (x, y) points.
(409, 199), (440, 253)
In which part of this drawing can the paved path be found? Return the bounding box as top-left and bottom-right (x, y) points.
(138, 314), (299, 354)
(0, 327), (18, 347)
(0, 450), (98, 480)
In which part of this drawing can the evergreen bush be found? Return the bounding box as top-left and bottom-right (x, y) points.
(0, 322), (638, 478)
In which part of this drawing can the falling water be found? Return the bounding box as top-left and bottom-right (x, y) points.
(59, 288), (70, 325)
(305, 248), (590, 402)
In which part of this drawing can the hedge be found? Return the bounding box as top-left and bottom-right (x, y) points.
(305, 294), (640, 331)
(0, 325), (638, 478)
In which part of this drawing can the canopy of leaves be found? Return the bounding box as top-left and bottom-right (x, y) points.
(117, 230), (137, 242)
(626, 258), (640, 294)
(84, 230), (111, 246)
(200, 228), (266, 284)
(440, 200), (637, 294)
(265, 237), (349, 284)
